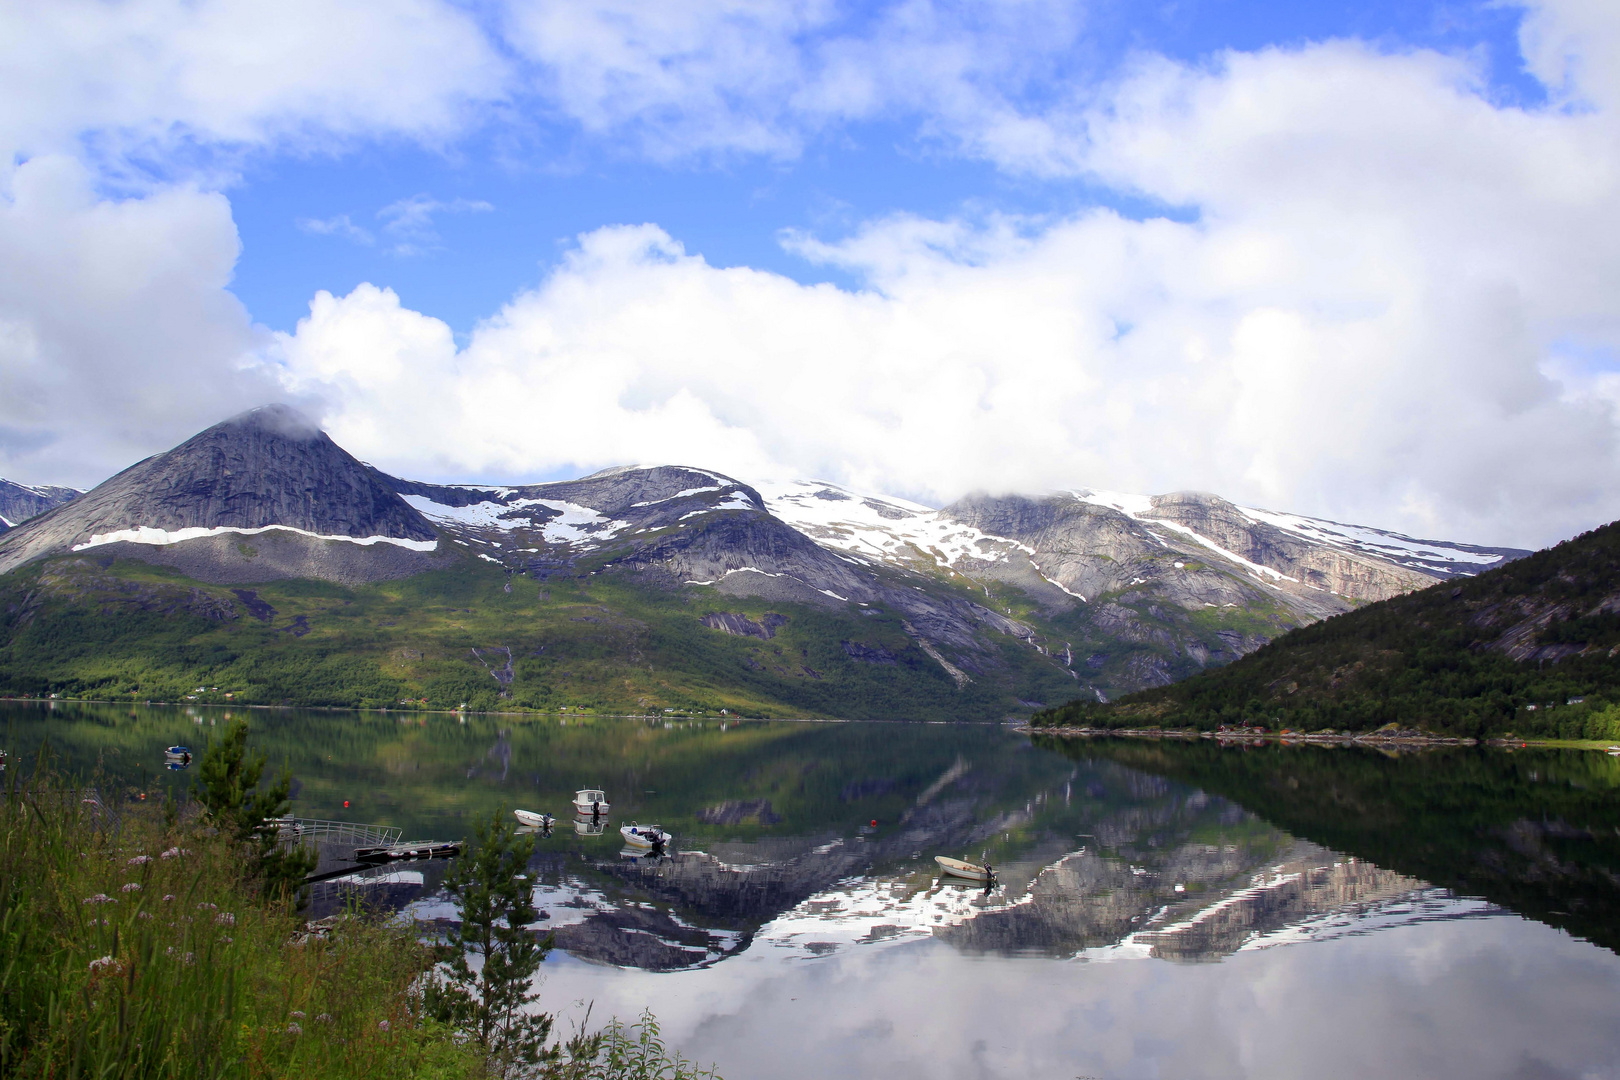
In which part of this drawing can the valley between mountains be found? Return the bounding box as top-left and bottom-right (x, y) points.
(0, 406), (1526, 719)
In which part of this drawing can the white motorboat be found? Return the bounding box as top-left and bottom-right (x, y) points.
(513, 809), (553, 828)
(620, 822), (669, 849)
(935, 855), (994, 883)
(572, 788), (610, 816)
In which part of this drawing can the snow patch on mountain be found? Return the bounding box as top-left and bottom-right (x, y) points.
(401, 493), (631, 546)
(70, 525), (438, 552)
(1236, 506), (1507, 570)
(754, 479), (1024, 569)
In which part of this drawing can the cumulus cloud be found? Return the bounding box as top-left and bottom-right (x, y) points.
(0, 156), (284, 486)
(269, 4), (1620, 549)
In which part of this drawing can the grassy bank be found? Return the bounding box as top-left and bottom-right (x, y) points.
(0, 767), (480, 1079)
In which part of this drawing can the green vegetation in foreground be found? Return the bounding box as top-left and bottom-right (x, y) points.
(1033, 519), (1620, 739)
(1044, 737), (1620, 954)
(0, 551), (1083, 720)
(0, 769), (480, 1078)
(0, 729), (722, 1079)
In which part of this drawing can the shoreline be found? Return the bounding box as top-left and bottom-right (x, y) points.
(1019, 725), (1620, 752)
(0, 695), (1009, 727)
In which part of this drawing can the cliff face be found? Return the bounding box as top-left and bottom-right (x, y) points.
(0, 480), (80, 531)
(0, 405), (439, 579)
(1138, 491), (1470, 601)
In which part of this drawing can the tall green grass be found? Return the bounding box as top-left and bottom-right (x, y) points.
(0, 765), (481, 1080)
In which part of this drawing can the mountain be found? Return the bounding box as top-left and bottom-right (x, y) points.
(1031, 518), (1620, 739)
(0, 405), (442, 585)
(750, 480), (1525, 695)
(0, 405), (1532, 717)
(0, 479), (80, 532)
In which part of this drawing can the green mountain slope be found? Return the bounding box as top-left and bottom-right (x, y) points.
(0, 550), (1081, 719)
(1032, 519), (1620, 739)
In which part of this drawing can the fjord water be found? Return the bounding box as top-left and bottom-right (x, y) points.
(7, 701), (1620, 1079)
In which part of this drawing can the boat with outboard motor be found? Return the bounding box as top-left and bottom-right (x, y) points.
(620, 822), (669, 849)
(514, 809), (554, 828)
(935, 855), (995, 883)
(572, 788), (610, 815)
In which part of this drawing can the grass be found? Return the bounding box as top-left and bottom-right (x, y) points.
(0, 762), (481, 1079)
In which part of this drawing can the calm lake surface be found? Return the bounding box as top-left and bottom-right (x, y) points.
(7, 699), (1620, 1079)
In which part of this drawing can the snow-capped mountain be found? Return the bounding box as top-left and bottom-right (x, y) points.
(757, 479), (1521, 605)
(0, 406), (1531, 700)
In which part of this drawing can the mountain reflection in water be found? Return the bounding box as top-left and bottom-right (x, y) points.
(7, 701), (1620, 1078)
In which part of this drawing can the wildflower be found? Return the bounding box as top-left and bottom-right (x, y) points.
(160, 846), (189, 859)
(162, 894), (176, 902)
(82, 894), (113, 905)
(214, 912), (235, 926)
(290, 1010), (306, 1020)
(287, 1023), (302, 1035)
(315, 1013), (333, 1024)
(127, 855), (151, 865)
(121, 882), (142, 893)
(219, 935), (233, 944)
(88, 955), (121, 974)
(378, 1020), (390, 1031)
(197, 902), (217, 911)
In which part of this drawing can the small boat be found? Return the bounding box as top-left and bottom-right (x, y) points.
(164, 745), (192, 764)
(572, 788), (610, 816)
(620, 822), (669, 849)
(935, 855), (994, 883)
(1608, 746), (1620, 757)
(514, 809), (554, 828)
(354, 841), (463, 863)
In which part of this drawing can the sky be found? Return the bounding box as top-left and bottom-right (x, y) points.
(2, 0), (1619, 548)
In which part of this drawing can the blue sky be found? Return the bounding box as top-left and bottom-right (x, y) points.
(2, 0), (1619, 547)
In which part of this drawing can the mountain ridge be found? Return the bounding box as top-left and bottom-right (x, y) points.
(0, 406), (1540, 713)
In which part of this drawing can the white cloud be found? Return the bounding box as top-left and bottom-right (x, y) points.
(8, 0), (1620, 553)
(376, 195), (496, 257)
(0, 0), (508, 172)
(0, 155), (283, 486)
(269, 3), (1620, 549)
(498, 0), (1092, 164)
(297, 214), (374, 245)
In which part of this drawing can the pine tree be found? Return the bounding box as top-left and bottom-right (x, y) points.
(427, 809), (555, 1076)
(193, 719), (315, 898)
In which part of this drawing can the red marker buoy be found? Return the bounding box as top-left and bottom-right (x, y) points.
(343, 800), (350, 809)
(870, 820), (877, 827)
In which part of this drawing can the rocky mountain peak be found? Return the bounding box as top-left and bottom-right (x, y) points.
(0, 404), (438, 577)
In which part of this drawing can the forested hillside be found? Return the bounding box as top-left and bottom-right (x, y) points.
(1033, 520), (1620, 740)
